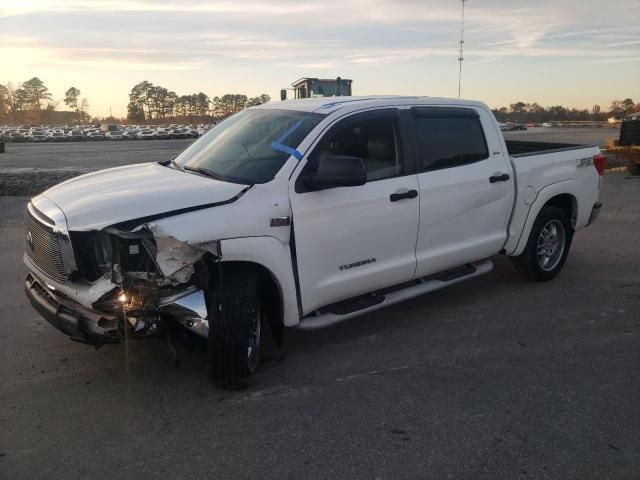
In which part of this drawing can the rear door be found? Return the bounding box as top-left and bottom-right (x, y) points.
(289, 109), (420, 314)
(411, 106), (513, 278)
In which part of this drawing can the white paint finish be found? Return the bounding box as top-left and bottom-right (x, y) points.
(503, 145), (601, 255)
(23, 96), (603, 328)
(147, 180), (292, 246)
(413, 106), (514, 278)
(524, 186), (536, 205)
(41, 162), (248, 230)
(219, 236), (299, 327)
(290, 175), (420, 314)
(298, 260), (493, 330)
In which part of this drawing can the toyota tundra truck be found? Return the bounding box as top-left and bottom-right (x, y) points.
(23, 96), (605, 388)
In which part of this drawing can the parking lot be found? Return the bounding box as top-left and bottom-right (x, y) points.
(1, 129), (639, 479)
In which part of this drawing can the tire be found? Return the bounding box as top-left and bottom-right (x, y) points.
(509, 206), (573, 282)
(208, 266), (262, 389)
(626, 159), (640, 176)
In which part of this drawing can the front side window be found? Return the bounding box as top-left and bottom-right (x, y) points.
(413, 112), (489, 171)
(311, 116), (401, 181)
(175, 109), (324, 184)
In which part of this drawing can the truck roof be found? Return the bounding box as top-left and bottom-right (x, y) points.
(255, 96), (489, 114)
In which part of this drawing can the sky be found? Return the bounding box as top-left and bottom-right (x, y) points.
(1, 0), (639, 117)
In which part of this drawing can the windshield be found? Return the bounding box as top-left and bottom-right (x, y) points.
(174, 109), (324, 184)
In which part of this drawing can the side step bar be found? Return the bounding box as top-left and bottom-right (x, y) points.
(298, 259), (493, 330)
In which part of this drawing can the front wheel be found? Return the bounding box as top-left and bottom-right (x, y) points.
(208, 266), (262, 389)
(509, 206), (573, 281)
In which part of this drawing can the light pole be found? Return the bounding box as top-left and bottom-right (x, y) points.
(458, 0), (467, 99)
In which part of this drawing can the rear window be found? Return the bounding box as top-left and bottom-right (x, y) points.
(413, 109), (489, 171)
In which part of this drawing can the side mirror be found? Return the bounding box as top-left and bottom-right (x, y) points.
(280, 89), (287, 101)
(303, 155), (367, 190)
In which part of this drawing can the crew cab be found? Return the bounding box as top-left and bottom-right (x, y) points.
(23, 96), (605, 388)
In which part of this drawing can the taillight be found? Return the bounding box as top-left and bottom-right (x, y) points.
(593, 154), (607, 176)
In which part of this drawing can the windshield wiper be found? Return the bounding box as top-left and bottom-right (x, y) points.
(184, 165), (224, 179)
(183, 165), (245, 184)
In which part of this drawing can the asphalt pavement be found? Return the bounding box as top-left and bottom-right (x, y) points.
(0, 172), (638, 479)
(0, 139), (194, 170)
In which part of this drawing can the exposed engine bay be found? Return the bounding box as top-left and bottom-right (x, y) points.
(84, 222), (220, 342)
(24, 198), (221, 347)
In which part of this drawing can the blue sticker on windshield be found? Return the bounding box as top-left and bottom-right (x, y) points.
(270, 118), (304, 160)
(271, 142), (302, 160)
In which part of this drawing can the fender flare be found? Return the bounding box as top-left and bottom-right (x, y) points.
(218, 236), (300, 327)
(509, 181), (579, 257)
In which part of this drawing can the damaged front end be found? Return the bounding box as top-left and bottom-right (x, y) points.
(24, 201), (217, 347)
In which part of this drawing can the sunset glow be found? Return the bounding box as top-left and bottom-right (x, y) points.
(1, 0), (638, 117)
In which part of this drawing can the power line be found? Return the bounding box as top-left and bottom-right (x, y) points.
(458, 0), (467, 99)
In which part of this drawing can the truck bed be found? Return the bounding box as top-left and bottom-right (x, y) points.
(506, 140), (591, 157)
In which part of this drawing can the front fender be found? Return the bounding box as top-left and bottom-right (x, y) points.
(219, 236), (300, 327)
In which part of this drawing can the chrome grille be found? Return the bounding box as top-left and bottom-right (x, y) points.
(24, 208), (67, 282)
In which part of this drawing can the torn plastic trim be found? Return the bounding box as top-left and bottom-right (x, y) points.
(149, 228), (221, 285)
(105, 224), (222, 287)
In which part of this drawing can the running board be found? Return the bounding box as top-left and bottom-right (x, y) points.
(297, 260), (493, 330)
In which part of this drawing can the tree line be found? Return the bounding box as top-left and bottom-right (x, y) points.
(491, 99), (639, 123)
(0, 77), (90, 125)
(0, 77), (271, 126)
(126, 81), (271, 123)
(3, 76), (639, 126)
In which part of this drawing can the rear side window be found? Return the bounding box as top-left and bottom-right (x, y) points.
(413, 108), (489, 171)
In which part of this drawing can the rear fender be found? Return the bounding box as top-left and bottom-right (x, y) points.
(508, 181), (581, 257)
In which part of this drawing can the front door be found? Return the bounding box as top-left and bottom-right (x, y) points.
(290, 110), (420, 314)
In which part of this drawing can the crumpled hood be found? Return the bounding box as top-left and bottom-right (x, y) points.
(41, 162), (248, 230)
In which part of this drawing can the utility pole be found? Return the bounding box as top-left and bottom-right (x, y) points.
(458, 0), (467, 99)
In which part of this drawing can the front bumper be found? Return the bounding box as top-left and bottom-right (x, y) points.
(587, 202), (602, 226)
(25, 273), (120, 345)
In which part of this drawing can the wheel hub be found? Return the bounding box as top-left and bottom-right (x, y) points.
(536, 219), (566, 272)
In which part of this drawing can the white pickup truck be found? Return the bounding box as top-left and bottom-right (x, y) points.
(24, 96), (605, 388)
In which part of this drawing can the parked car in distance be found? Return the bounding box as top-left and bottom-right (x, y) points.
(155, 129), (170, 140)
(105, 130), (124, 140)
(170, 128), (188, 139)
(136, 129), (156, 140)
(47, 131), (67, 142)
(87, 130), (105, 141)
(68, 130), (86, 141)
(31, 129), (49, 142)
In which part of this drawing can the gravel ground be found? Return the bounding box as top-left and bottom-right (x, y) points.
(0, 172), (638, 479)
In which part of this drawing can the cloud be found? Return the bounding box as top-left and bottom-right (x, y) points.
(1, 0), (638, 115)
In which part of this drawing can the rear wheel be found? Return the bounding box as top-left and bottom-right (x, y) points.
(208, 266), (262, 389)
(510, 206), (573, 282)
